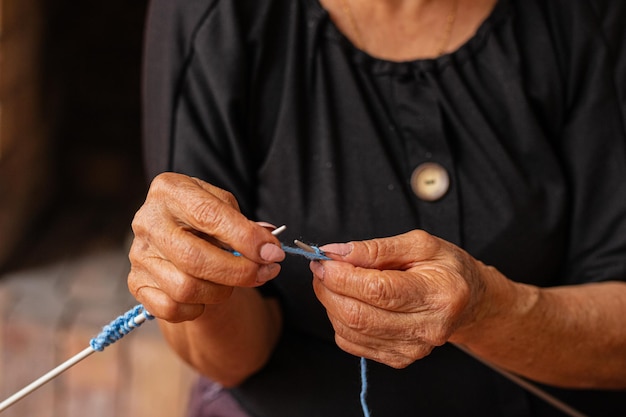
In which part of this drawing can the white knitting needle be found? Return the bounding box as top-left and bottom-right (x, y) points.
(272, 225), (287, 236)
(0, 225), (287, 413)
(0, 347), (95, 412)
(0, 310), (151, 412)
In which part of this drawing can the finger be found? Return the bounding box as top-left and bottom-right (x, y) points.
(150, 173), (284, 263)
(132, 210), (281, 287)
(134, 255), (235, 304)
(310, 261), (428, 312)
(320, 229), (443, 270)
(313, 261), (469, 343)
(154, 225), (282, 286)
(129, 268), (206, 323)
(313, 277), (429, 340)
(334, 333), (434, 369)
(325, 302), (449, 350)
(313, 265), (457, 346)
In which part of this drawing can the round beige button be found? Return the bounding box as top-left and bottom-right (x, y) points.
(410, 162), (450, 201)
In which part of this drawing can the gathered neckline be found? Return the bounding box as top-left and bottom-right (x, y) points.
(305, 0), (512, 74)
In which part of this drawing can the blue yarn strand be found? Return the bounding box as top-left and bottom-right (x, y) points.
(281, 244), (331, 261)
(89, 243), (367, 416)
(233, 244), (331, 261)
(360, 357), (372, 417)
(280, 243), (371, 415)
(89, 304), (154, 351)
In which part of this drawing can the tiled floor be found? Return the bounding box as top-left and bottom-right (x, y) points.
(0, 212), (195, 416)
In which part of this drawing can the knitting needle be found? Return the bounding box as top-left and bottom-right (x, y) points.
(453, 344), (588, 417)
(0, 346), (96, 412)
(294, 239), (317, 253)
(0, 308), (152, 412)
(294, 238), (586, 416)
(0, 225), (287, 413)
(272, 225), (287, 236)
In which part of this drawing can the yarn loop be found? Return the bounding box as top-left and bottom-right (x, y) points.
(89, 305), (154, 351)
(281, 244), (331, 260)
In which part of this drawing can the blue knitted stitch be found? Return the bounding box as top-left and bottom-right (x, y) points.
(233, 244), (331, 261)
(281, 244), (331, 261)
(89, 305), (154, 351)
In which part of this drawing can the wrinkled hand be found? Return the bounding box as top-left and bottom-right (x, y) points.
(311, 230), (495, 368)
(128, 173), (285, 323)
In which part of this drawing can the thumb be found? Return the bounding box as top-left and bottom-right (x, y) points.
(319, 230), (441, 270)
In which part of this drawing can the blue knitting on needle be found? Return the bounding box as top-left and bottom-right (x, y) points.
(1, 228), (373, 416)
(0, 304), (153, 412)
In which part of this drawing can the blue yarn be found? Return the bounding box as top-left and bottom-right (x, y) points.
(87, 244), (369, 414)
(281, 244), (331, 261)
(281, 243), (371, 415)
(232, 244), (331, 261)
(89, 304), (154, 351)
(281, 244), (370, 415)
(360, 357), (372, 416)
(232, 241), (372, 414)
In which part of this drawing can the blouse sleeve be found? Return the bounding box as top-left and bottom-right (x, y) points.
(556, 0), (626, 284)
(142, 0), (260, 216)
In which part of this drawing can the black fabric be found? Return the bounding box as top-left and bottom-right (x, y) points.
(142, 0), (626, 415)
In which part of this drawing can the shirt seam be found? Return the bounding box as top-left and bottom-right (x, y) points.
(167, 0), (222, 172)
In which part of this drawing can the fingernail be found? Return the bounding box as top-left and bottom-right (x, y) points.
(257, 263), (280, 283)
(256, 221), (277, 229)
(309, 261), (325, 281)
(260, 243), (285, 262)
(319, 243), (353, 256)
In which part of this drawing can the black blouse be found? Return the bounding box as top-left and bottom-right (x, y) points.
(143, 0), (626, 415)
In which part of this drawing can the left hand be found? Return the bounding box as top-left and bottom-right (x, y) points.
(310, 229), (497, 368)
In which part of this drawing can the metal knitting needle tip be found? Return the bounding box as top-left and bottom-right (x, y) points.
(294, 239), (317, 253)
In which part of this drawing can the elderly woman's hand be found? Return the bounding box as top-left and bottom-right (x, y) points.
(128, 172), (285, 324)
(310, 230), (499, 369)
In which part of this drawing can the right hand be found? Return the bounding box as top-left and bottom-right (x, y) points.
(128, 172), (285, 323)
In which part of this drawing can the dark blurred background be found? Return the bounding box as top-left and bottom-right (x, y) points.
(0, 5), (196, 416)
(1, 0), (149, 271)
